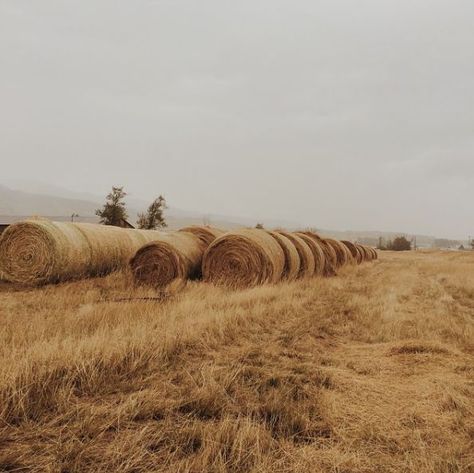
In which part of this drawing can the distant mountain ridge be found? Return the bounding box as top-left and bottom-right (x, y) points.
(0, 182), (460, 247)
(0, 184), (246, 230)
(0, 184), (100, 217)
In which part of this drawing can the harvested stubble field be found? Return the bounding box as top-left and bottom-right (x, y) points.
(0, 251), (473, 473)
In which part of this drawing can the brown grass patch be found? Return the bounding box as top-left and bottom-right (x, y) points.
(0, 250), (473, 472)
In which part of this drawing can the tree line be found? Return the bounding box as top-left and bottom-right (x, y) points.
(377, 236), (412, 251)
(95, 186), (167, 230)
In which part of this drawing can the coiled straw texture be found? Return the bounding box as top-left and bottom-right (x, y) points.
(202, 229), (285, 288)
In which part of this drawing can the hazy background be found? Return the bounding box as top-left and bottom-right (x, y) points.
(1, 0), (473, 238)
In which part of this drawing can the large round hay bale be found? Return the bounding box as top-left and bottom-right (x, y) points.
(371, 248), (378, 260)
(202, 229), (285, 288)
(0, 219), (165, 285)
(295, 232), (326, 276)
(325, 238), (350, 267)
(322, 240), (338, 269)
(299, 232), (337, 276)
(179, 226), (225, 247)
(0, 220), (91, 284)
(341, 240), (363, 264)
(75, 223), (134, 275)
(277, 231), (315, 279)
(130, 231), (206, 289)
(267, 231), (300, 281)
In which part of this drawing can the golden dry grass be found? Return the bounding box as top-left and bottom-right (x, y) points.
(0, 250), (473, 472)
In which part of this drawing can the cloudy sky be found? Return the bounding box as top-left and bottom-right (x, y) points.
(1, 0), (473, 238)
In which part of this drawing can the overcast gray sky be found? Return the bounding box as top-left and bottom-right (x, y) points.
(1, 0), (473, 238)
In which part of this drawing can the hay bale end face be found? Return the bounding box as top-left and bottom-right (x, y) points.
(321, 239), (338, 273)
(341, 240), (363, 265)
(0, 219), (165, 285)
(202, 229), (285, 288)
(267, 231), (300, 281)
(355, 244), (367, 262)
(356, 244), (373, 262)
(130, 231), (207, 289)
(295, 232), (326, 276)
(299, 231), (337, 276)
(367, 246), (378, 260)
(325, 238), (349, 267)
(277, 231), (315, 279)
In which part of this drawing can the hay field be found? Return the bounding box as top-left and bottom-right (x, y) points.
(0, 251), (473, 472)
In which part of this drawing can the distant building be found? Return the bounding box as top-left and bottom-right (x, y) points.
(116, 218), (135, 229)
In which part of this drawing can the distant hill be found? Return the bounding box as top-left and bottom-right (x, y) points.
(0, 184), (245, 230)
(0, 184), (99, 217)
(0, 182), (461, 247)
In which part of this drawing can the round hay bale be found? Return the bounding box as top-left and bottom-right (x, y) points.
(355, 244), (367, 262)
(74, 223), (167, 274)
(365, 246), (375, 261)
(371, 248), (378, 260)
(277, 231), (315, 278)
(356, 244), (372, 262)
(267, 231), (300, 281)
(130, 231), (206, 289)
(367, 246), (378, 260)
(356, 247), (364, 263)
(179, 225), (225, 247)
(75, 223), (133, 275)
(126, 230), (153, 249)
(299, 232), (337, 276)
(202, 229), (285, 288)
(321, 239), (338, 270)
(0, 219), (165, 285)
(325, 238), (349, 267)
(341, 240), (363, 264)
(340, 243), (355, 265)
(0, 219), (91, 284)
(295, 232), (326, 276)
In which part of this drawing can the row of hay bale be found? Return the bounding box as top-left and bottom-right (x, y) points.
(130, 226), (224, 290)
(0, 219), (377, 288)
(0, 219), (169, 285)
(200, 229), (377, 288)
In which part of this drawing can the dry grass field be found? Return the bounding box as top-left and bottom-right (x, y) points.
(0, 251), (473, 472)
